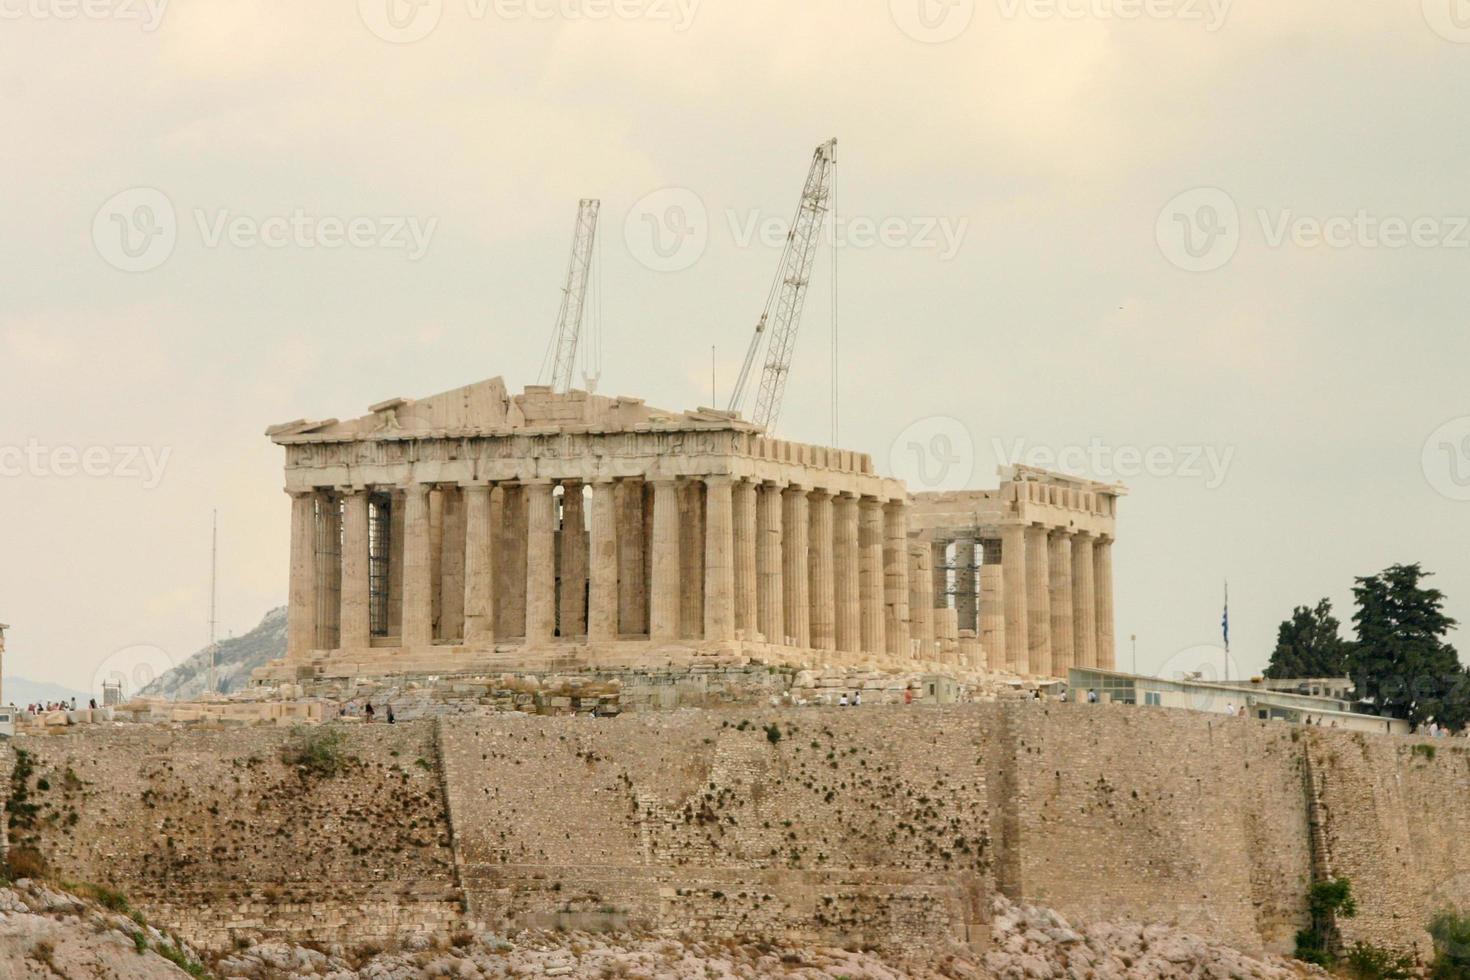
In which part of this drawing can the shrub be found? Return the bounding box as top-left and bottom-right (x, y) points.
(1295, 877), (1357, 966)
(280, 727), (351, 778)
(1342, 941), (1415, 979)
(1429, 909), (1470, 979)
(764, 723), (783, 745)
(6, 847), (47, 881)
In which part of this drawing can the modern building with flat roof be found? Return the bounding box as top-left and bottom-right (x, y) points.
(1067, 666), (1408, 735)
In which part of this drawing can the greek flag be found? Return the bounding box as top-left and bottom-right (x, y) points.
(1221, 581), (1230, 653)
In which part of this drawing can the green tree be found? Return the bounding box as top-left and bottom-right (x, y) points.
(1264, 598), (1350, 679)
(1347, 564), (1468, 730)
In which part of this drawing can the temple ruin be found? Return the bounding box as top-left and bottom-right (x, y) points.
(255, 378), (1121, 685)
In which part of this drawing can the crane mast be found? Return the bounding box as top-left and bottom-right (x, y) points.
(727, 138), (836, 434)
(546, 198), (601, 394)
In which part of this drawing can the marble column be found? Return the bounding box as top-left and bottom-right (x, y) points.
(833, 493), (861, 655)
(1072, 533), (1097, 669)
(340, 490), (371, 649)
(524, 481), (556, 644)
(781, 487), (810, 648)
(808, 491), (837, 652)
(402, 484), (432, 649)
(316, 497), (342, 648)
(859, 498), (885, 657)
(286, 491), (318, 658)
(495, 485), (528, 639)
(953, 534), (976, 633)
(704, 475), (736, 641)
(616, 480), (646, 635)
(1001, 524), (1029, 675)
(649, 479), (681, 643)
(588, 479), (618, 642)
(1048, 530), (1073, 677)
(1026, 526), (1051, 677)
(462, 484), (495, 644)
(756, 483), (784, 645)
(910, 542), (934, 659)
(559, 483), (587, 637)
(733, 479), (758, 639)
(678, 481), (705, 639)
(883, 501), (910, 659)
(979, 540), (1005, 669)
(1094, 537), (1115, 670)
(930, 539), (948, 614)
(387, 492), (404, 637)
(439, 488), (466, 641)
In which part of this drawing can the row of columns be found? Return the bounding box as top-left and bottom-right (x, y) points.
(285, 484), (1114, 679)
(287, 478), (921, 663)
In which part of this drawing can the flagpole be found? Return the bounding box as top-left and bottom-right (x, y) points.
(1222, 579), (1230, 682)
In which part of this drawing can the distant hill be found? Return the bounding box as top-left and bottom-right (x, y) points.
(5, 676), (89, 708)
(140, 606), (287, 699)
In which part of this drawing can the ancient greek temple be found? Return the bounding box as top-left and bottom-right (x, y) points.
(258, 378), (1120, 684)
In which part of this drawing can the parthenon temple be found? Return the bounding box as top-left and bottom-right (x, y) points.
(256, 378), (1121, 685)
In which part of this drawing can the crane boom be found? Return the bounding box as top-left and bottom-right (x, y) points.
(727, 139), (836, 433)
(546, 198), (601, 393)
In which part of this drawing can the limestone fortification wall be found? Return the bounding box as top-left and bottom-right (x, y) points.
(1, 705), (1464, 957)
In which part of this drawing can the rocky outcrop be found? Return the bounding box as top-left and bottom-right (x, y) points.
(0, 879), (206, 979)
(141, 606), (286, 698)
(983, 897), (1328, 980)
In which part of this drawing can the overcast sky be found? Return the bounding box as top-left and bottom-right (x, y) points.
(3, 0), (1469, 695)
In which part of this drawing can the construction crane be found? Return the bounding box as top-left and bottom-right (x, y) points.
(541, 198), (601, 394)
(726, 138), (836, 434)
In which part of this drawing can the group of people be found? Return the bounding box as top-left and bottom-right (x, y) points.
(835, 691), (864, 707)
(24, 698), (83, 714)
(337, 700), (395, 724)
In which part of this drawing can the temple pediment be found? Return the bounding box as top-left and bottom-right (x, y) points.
(268, 377), (761, 444)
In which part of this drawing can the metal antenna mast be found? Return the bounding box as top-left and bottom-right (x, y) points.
(208, 509), (218, 696)
(727, 138), (837, 435)
(544, 199), (601, 394)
